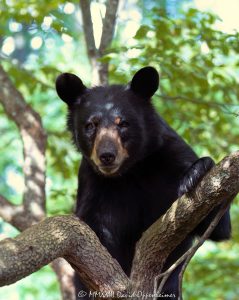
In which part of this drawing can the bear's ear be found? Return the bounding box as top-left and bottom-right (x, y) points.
(130, 66), (159, 99)
(55, 73), (86, 105)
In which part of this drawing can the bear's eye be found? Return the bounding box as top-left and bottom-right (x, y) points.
(85, 122), (96, 132)
(118, 121), (129, 129)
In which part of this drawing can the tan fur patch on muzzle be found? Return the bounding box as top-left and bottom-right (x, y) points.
(91, 127), (128, 172)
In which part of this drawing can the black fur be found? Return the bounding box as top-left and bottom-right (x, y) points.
(56, 72), (86, 105)
(55, 67), (231, 299)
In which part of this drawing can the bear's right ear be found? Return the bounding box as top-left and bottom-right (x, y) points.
(130, 66), (159, 99)
(55, 73), (86, 105)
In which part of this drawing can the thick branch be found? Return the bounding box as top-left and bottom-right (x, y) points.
(0, 64), (73, 299)
(80, 0), (101, 85)
(79, 0), (119, 85)
(0, 215), (129, 294)
(80, 0), (97, 59)
(0, 64), (47, 226)
(99, 0), (119, 55)
(98, 0), (119, 84)
(0, 152), (238, 298)
(130, 151), (239, 295)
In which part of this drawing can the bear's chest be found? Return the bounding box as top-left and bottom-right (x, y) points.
(95, 180), (145, 238)
(82, 171), (179, 242)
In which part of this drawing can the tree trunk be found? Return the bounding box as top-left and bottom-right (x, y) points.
(0, 64), (75, 300)
(80, 0), (119, 85)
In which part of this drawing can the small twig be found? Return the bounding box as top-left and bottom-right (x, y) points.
(153, 239), (196, 298)
(157, 94), (238, 116)
(153, 199), (231, 300)
(177, 200), (232, 299)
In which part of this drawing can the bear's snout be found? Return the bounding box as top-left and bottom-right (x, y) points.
(97, 136), (118, 166)
(90, 127), (128, 175)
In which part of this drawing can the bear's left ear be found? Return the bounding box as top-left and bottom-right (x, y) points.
(130, 66), (159, 99)
(55, 73), (87, 105)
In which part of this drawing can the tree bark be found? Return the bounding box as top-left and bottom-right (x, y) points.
(0, 151), (238, 299)
(98, 0), (119, 84)
(130, 151), (239, 296)
(0, 64), (74, 299)
(0, 64), (46, 229)
(80, 0), (119, 85)
(0, 215), (129, 295)
(51, 258), (76, 300)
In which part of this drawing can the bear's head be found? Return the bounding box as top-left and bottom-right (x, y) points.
(56, 67), (159, 176)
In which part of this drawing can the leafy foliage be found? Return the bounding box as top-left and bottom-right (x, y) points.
(184, 242), (239, 299)
(0, 0), (79, 36)
(109, 8), (239, 159)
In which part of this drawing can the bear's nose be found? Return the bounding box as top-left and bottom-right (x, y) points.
(99, 152), (116, 166)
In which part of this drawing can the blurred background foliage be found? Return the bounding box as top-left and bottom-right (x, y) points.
(0, 0), (238, 299)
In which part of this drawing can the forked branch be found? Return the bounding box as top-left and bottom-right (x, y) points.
(0, 151), (238, 299)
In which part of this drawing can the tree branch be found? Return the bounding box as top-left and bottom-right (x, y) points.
(51, 258), (76, 300)
(0, 64), (47, 226)
(157, 94), (238, 116)
(0, 152), (238, 299)
(153, 200), (230, 299)
(79, 0), (119, 85)
(177, 200), (230, 299)
(80, 0), (97, 60)
(0, 195), (24, 231)
(130, 151), (239, 296)
(0, 64), (74, 299)
(97, 0), (119, 84)
(1, 5), (120, 295)
(0, 215), (129, 295)
(99, 0), (119, 55)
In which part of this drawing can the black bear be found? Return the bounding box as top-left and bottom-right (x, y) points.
(55, 67), (231, 298)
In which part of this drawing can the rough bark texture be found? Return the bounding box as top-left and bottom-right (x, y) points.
(0, 64), (46, 229)
(0, 195), (25, 231)
(98, 0), (119, 84)
(80, 0), (97, 59)
(0, 64), (74, 299)
(0, 215), (129, 295)
(80, 0), (119, 85)
(51, 258), (76, 300)
(130, 151), (239, 295)
(0, 152), (238, 299)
